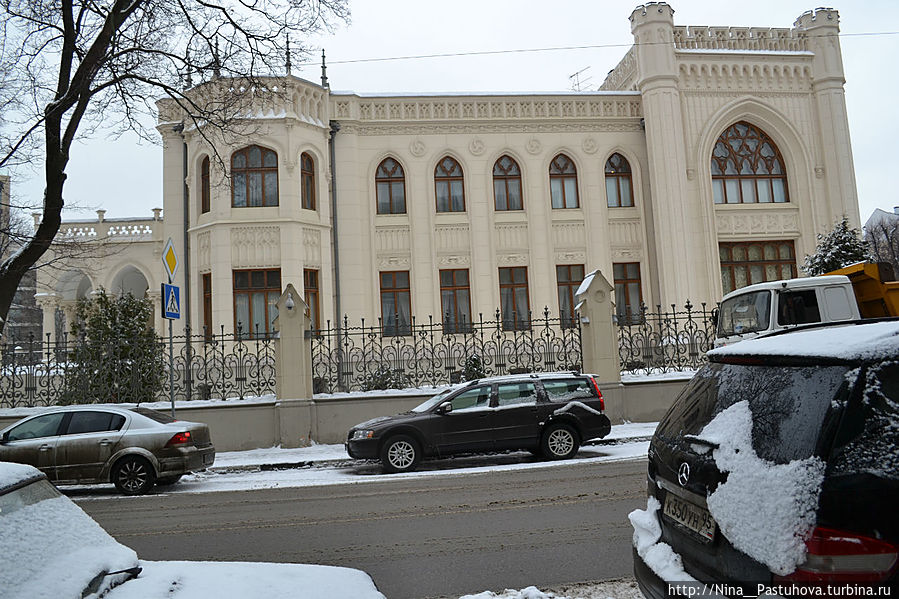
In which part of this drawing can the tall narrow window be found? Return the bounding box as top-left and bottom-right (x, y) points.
(233, 269), (281, 337)
(549, 154), (579, 209)
(304, 269), (320, 331)
(301, 152), (315, 210)
(380, 271), (411, 336)
(613, 263), (643, 324)
(440, 269), (472, 333)
(493, 155), (523, 211)
(435, 156), (465, 212)
(556, 264), (585, 329)
(376, 158), (406, 214)
(499, 267), (530, 330)
(711, 122), (789, 205)
(719, 241), (797, 294)
(605, 153), (634, 208)
(200, 156), (210, 214)
(231, 145), (279, 207)
(202, 273), (212, 338)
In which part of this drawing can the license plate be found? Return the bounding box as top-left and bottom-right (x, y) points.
(203, 453), (214, 466)
(663, 492), (716, 542)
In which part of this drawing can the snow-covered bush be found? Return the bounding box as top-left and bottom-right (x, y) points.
(802, 216), (870, 276)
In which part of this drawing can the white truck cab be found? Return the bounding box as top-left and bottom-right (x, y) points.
(714, 275), (860, 347)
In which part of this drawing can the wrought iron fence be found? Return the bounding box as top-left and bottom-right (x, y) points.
(0, 326), (276, 408)
(617, 301), (718, 375)
(311, 308), (583, 393)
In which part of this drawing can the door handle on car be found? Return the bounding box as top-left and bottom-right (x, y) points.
(99, 440), (112, 446)
(39, 445), (52, 452)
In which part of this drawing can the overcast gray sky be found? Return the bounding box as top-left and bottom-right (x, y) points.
(10, 0), (898, 224)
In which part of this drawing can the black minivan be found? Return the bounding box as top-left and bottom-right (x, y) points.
(633, 320), (899, 596)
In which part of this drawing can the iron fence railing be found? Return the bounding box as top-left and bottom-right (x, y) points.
(0, 326), (276, 408)
(311, 308), (583, 393)
(617, 301), (718, 375)
(0, 303), (717, 407)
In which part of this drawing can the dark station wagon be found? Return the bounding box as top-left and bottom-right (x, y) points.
(347, 371), (611, 473)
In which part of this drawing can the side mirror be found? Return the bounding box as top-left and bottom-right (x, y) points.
(437, 402), (453, 415)
(1, 431), (9, 444)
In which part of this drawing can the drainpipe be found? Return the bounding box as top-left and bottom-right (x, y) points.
(328, 120), (342, 389)
(178, 124), (192, 399)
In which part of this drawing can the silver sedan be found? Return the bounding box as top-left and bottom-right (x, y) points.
(0, 405), (214, 495)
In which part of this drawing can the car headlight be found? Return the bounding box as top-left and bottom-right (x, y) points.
(352, 429), (375, 440)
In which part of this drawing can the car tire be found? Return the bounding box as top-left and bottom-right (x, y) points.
(112, 456), (156, 495)
(156, 474), (183, 486)
(541, 423), (579, 460)
(380, 435), (421, 473)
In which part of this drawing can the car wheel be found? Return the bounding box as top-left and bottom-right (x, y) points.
(156, 474), (183, 486)
(380, 435), (420, 473)
(112, 456), (156, 495)
(541, 423), (579, 460)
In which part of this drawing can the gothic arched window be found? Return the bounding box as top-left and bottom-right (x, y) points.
(376, 157), (406, 214)
(711, 122), (788, 204)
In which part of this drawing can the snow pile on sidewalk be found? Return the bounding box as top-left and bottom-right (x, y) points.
(458, 578), (643, 599)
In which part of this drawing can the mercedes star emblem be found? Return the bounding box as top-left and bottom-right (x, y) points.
(678, 462), (691, 486)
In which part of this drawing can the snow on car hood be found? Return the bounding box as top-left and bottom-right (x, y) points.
(105, 561), (385, 599)
(0, 464), (138, 599)
(695, 401), (824, 575)
(353, 416), (393, 429)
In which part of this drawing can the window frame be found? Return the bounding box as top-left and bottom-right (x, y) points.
(232, 268), (281, 338)
(435, 156), (466, 213)
(604, 153), (634, 208)
(304, 268), (320, 331)
(380, 270), (412, 337)
(202, 272), (212, 339)
(231, 145), (279, 208)
(719, 241), (797, 294)
(556, 264), (585, 329)
(439, 268), (473, 334)
(301, 152), (315, 211)
(613, 262), (644, 325)
(493, 155), (523, 211)
(499, 266), (531, 331)
(711, 121), (789, 205)
(200, 156), (211, 214)
(549, 154), (579, 209)
(375, 157), (407, 215)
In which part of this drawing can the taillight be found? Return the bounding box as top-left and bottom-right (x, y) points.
(165, 431), (192, 447)
(776, 527), (899, 583)
(588, 376), (604, 411)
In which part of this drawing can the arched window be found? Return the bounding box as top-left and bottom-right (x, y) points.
(549, 154), (579, 209)
(301, 152), (315, 210)
(200, 156), (210, 214)
(711, 122), (788, 204)
(435, 156), (465, 212)
(376, 157), (406, 214)
(231, 145), (278, 207)
(493, 155), (523, 211)
(605, 153), (634, 208)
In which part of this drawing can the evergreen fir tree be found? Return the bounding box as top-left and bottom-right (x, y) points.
(802, 217), (870, 276)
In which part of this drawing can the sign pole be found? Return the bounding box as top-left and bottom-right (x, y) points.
(169, 310), (175, 418)
(161, 237), (181, 419)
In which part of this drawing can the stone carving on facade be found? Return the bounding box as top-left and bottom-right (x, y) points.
(409, 139), (426, 157)
(437, 254), (471, 266)
(686, 168), (696, 180)
(582, 138), (598, 154)
(377, 255), (411, 267)
(526, 139), (542, 155)
(554, 252), (586, 264)
(814, 166), (825, 179)
(715, 208), (801, 237)
(197, 231), (211, 269)
(376, 226), (411, 252)
(496, 253), (528, 266)
(468, 138), (485, 156)
(435, 225), (470, 252)
(610, 219), (644, 246)
(495, 224), (529, 249)
(551, 222), (586, 248)
(303, 227), (321, 265)
(231, 226), (281, 268)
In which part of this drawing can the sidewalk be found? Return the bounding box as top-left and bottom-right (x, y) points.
(209, 421), (659, 473)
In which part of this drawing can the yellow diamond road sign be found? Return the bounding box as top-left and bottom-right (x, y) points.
(162, 238), (179, 282)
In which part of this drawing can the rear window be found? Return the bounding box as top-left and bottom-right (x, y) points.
(131, 407), (175, 424)
(828, 361), (899, 480)
(656, 362), (850, 464)
(542, 379), (594, 402)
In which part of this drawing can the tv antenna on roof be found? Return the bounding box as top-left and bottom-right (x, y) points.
(569, 66), (594, 92)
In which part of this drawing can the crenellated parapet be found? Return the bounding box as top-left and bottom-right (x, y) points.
(673, 26), (807, 52)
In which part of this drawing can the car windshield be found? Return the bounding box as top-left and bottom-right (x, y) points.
(0, 478), (61, 517)
(717, 290), (771, 338)
(411, 388), (456, 413)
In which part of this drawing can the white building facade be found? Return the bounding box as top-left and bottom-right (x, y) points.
(35, 4), (860, 341)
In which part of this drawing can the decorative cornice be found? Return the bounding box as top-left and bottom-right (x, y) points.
(338, 121), (643, 137)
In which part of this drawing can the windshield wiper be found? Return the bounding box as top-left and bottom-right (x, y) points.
(683, 435), (719, 449)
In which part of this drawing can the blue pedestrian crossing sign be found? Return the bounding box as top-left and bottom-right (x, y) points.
(162, 283), (181, 320)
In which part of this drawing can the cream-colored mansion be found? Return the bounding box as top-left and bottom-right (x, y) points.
(35, 4), (860, 340)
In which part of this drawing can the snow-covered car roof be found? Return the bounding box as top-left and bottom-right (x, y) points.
(708, 319), (899, 363)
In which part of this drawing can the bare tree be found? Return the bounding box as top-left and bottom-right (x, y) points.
(865, 211), (899, 276)
(0, 0), (349, 335)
